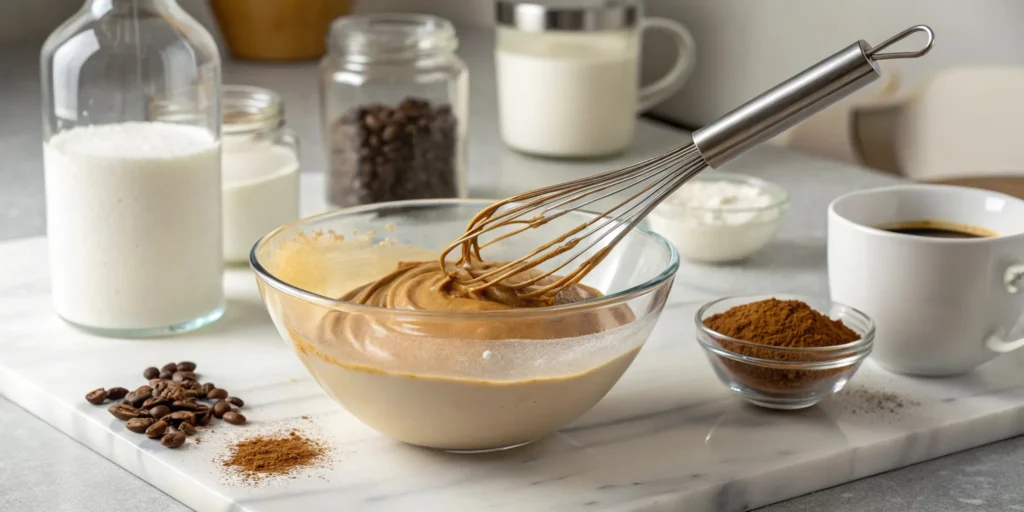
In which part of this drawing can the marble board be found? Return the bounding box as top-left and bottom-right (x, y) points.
(3, 230), (1024, 512)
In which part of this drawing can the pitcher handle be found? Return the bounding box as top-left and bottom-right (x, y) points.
(637, 18), (696, 113)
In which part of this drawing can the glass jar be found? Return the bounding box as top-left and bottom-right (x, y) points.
(221, 85), (301, 264)
(320, 14), (469, 208)
(41, 0), (223, 336)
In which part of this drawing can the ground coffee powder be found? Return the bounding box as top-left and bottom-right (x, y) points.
(222, 430), (328, 483)
(703, 298), (862, 393)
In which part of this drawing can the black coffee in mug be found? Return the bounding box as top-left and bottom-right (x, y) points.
(879, 220), (997, 239)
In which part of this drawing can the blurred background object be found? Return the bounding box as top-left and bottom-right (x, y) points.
(210, 0), (352, 60)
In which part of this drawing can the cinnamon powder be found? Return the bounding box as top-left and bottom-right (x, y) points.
(703, 298), (862, 393)
(222, 430), (327, 482)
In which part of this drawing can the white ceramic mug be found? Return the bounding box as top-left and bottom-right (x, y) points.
(495, 5), (695, 158)
(828, 185), (1024, 376)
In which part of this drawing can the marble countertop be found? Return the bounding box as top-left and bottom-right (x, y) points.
(2, 28), (1023, 512)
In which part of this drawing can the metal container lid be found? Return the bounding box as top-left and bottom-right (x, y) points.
(496, 0), (640, 32)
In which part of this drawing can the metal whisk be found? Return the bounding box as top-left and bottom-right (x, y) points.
(441, 25), (934, 299)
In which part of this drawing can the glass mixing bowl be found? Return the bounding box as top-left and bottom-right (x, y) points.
(251, 199), (679, 452)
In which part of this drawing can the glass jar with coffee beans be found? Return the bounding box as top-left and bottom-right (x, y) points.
(320, 14), (468, 207)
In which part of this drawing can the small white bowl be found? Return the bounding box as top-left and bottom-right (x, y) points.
(646, 172), (787, 263)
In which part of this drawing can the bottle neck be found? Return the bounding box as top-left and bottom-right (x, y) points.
(87, 0), (179, 17)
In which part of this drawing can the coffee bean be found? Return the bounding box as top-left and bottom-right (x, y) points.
(125, 417), (155, 434)
(161, 432), (186, 449)
(207, 388), (228, 400)
(141, 397), (167, 409)
(171, 400), (198, 412)
(222, 411), (246, 425)
(108, 403), (139, 421)
(197, 409), (213, 426)
(161, 362), (178, 373)
(145, 420), (168, 439)
(201, 383), (215, 395)
(179, 422), (197, 436)
(327, 98), (459, 208)
(212, 400), (231, 419)
(148, 378), (163, 388)
(149, 405), (171, 419)
(166, 411), (195, 425)
(143, 367), (159, 380)
(124, 385), (153, 406)
(176, 361), (196, 372)
(85, 388), (107, 405)
(225, 397), (244, 408)
(158, 370), (173, 380)
(135, 407), (152, 418)
(106, 387), (129, 400)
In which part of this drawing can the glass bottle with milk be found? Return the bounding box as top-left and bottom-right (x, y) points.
(41, 0), (224, 336)
(495, 0), (696, 158)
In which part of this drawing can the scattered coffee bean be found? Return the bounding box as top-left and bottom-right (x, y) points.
(166, 411), (195, 425)
(161, 432), (186, 449)
(108, 403), (139, 421)
(197, 409), (213, 427)
(106, 387), (129, 400)
(145, 420), (168, 439)
(171, 400), (198, 411)
(124, 385), (153, 406)
(213, 400), (231, 419)
(125, 417), (155, 434)
(141, 397), (166, 409)
(327, 98), (459, 207)
(88, 361), (249, 449)
(179, 422), (197, 436)
(85, 388), (107, 405)
(222, 411), (247, 425)
(149, 405), (171, 419)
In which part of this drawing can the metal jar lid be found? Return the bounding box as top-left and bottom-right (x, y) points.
(496, 0), (640, 32)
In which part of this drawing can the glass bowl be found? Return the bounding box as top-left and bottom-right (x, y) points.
(251, 199), (679, 452)
(695, 294), (874, 410)
(646, 172), (788, 263)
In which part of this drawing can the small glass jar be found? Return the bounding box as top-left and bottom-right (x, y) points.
(320, 14), (469, 208)
(221, 85), (301, 264)
(41, 0), (223, 336)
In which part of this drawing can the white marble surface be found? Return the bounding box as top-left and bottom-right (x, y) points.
(4, 167), (1024, 511)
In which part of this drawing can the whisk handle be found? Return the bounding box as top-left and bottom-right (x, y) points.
(692, 25), (933, 169)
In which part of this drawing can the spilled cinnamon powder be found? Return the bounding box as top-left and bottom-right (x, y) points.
(222, 430), (328, 482)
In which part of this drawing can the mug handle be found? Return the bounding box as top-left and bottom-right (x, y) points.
(985, 263), (1024, 353)
(637, 18), (697, 113)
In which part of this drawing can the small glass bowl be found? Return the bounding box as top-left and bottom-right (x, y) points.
(695, 294), (875, 410)
(647, 172), (788, 263)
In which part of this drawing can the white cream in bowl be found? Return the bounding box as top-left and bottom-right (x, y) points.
(647, 173), (787, 263)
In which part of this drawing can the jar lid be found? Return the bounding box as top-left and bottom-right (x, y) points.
(496, 0), (639, 32)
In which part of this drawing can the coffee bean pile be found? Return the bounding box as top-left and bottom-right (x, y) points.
(85, 361), (247, 449)
(327, 97), (460, 207)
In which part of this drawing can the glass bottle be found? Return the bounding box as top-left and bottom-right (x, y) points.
(221, 85), (301, 264)
(320, 14), (469, 208)
(41, 0), (224, 337)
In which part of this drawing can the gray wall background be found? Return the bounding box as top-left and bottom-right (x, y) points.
(5, 0), (1024, 128)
